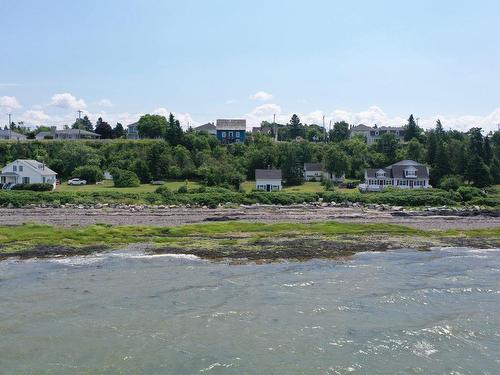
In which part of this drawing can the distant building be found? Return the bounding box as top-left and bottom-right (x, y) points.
(255, 169), (282, 192)
(252, 126), (272, 135)
(35, 127), (101, 140)
(193, 122), (216, 135)
(0, 129), (27, 141)
(360, 160), (430, 192)
(303, 163), (344, 182)
(127, 122), (140, 140)
(350, 124), (405, 145)
(0, 159), (57, 190)
(216, 119), (246, 144)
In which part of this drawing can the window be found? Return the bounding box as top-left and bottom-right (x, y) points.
(19, 165), (23, 172)
(228, 131), (233, 138)
(13, 165), (17, 172)
(376, 171), (385, 178)
(22, 177), (30, 184)
(235, 131), (240, 138)
(404, 169), (416, 177)
(222, 132), (226, 138)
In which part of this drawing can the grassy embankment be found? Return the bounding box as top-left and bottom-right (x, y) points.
(0, 221), (498, 260)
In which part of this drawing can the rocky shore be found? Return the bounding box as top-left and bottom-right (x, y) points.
(0, 203), (498, 230)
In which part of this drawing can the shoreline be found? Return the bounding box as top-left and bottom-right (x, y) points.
(0, 205), (498, 230)
(1, 220), (498, 261)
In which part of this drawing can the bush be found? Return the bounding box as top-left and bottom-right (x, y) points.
(72, 165), (104, 184)
(457, 186), (485, 202)
(439, 175), (463, 191)
(112, 169), (140, 188)
(177, 185), (188, 193)
(155, 185), (173, 198)
(11, 183), (53, 192)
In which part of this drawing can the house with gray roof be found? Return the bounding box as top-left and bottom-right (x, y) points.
(255, 169), (282, 192)
(193, 122), (216, 135)
(303, 162), (344, 182)
(360, 160), (430, 192)
(126, 122), (140, 139)
(0, 129), (27, 141)
(350, 124), (405, 145)
(35, 127), (100, 140)
(216, 119), (246, 144)
(1, 159), (57, 190)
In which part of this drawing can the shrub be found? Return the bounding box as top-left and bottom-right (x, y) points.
(177, 185), (188, 193)
(11, 183), (53, 192)
(439, 175), (463, 191)
(155, 185), (173, 198)
(72, 165), (104, 184)
(457, 186), (485, 202)
(112, 169), (140, 188)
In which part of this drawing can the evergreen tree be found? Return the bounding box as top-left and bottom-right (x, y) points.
(468, 127), (483, 158)
(289, 114), (304, 139)
(376, 133), (399, 163)
(465, 154), (492, 187)
(166, 113), (184, 146)
(113, 123), (125, 138)
(430, 142), (450, 186)
(483, 136), (492, 165)
(426, 130), (437, 165)
(404, 114), (421, 141)
(94, 117), (113, 139)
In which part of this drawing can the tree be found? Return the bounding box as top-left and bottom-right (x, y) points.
(72, 165), (104, 184)
(483, 136), (492, 165)
(405, 138), (425, 162)
(72, 115), (93, 132)
(375, 133), (399, 163)
(468, 127), (483, 158)
(137, 114), (167, 139)
(288, 114), (304, 139)
(465, 154), (492, 187)
(426, 130), (438, 165)
(113, 123), (125, 138)
(329, 121), (350, 143)
(490, 156), (500, 184)
(166, 113), (184, 146)
(430, 142), (450, 186)
(404, 114), (421, 141)
(111, 169), (140, 187)
(94, 117), (113, 139)
(323, 144), (350, 177)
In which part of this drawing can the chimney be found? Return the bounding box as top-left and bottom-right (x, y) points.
(50, 126), (56, 138)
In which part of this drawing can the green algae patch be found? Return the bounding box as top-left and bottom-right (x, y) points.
(0, 221), (498, 260)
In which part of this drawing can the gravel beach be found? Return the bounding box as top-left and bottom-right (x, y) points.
(1, 206), (498, 230)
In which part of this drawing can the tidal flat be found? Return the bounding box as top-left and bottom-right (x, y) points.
(0, 221), (498, 261)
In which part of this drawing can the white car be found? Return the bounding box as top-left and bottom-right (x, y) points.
(68, 178), (87, 185)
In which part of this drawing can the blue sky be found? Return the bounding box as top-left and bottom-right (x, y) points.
(1, 0), (499, 131)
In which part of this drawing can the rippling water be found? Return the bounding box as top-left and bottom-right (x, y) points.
(1, 248), (500, 374)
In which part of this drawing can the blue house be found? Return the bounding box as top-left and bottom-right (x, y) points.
(216, 119), (247, 144)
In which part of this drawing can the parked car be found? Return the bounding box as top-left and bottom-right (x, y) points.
(68, 178), (87, 185)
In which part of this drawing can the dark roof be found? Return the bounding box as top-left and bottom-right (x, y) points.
(304, 163), (323, 171)
(351, 124), (372, 131)
(194, 123), (216, 131)
(365, 160), (429, 179)
(255, 169), (282, 180)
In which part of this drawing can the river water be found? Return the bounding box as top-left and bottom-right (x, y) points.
(1, 247), (499, 374)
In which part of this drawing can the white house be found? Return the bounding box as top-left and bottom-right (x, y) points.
(0, 129), (27, 141)
(255, 169), (282, 192)
(303, 163), (344, 182)
(0, 159), (57, 190)
(35, 127), (100, 140)
(350, 124), (406, 145)
(359, 160), (431, 192)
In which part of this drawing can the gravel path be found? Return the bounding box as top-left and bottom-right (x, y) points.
(1, 206), (498, 231)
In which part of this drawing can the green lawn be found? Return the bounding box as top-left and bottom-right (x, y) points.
(241, 181), (327, 193)
(56, 179), (201, 193)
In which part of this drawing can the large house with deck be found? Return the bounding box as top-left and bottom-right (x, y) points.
(0, 159), (57, 190)
(36, 127), (100, 140)
(360, 160), (430, 192)
(350, 124), (405, 145)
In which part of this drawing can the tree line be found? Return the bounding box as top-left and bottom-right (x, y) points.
(1, 113), (499, 189)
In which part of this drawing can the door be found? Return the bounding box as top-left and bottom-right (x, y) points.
(266, 184), (271, 192)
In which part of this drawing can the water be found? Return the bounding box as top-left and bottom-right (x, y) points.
(1, 248), (500, 374)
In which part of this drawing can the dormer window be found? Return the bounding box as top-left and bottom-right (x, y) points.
(376, 170), (386, 178)
(404, 169), (416, 177)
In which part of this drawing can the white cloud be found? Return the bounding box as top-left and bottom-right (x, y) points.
(245, 103), (282, 127)
(0, 96), (22, 111)
(153, 107), (198, 129)
(96, 98), (113, 108)
(21, 110), (51, 124)
(50, 93), (87, 110)
(249, 91), (273, 101)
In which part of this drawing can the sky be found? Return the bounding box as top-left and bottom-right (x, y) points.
(1, 0), (499, 132)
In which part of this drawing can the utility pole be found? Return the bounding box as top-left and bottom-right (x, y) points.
(8, 113), (12, 128)
(322, 115), (326, 142)
(77, 110), (83, 120)
(273, 113), (278, 142)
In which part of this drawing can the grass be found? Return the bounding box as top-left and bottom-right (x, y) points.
(0, 221), (498, 257)
(56, 179), (201, 193)
(241, 181), (327, 193)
